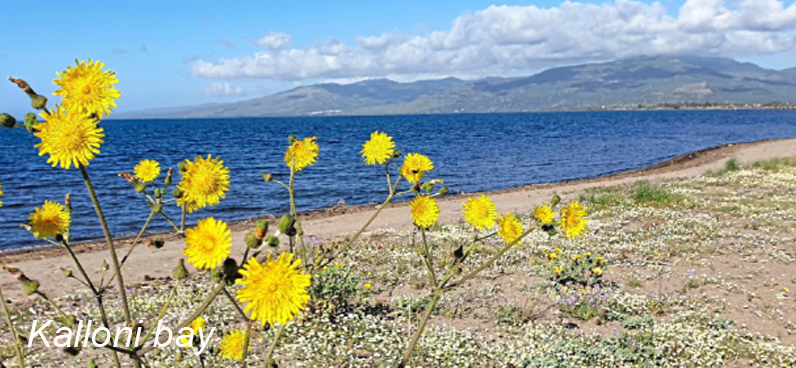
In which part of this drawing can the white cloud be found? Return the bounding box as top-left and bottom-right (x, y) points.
(251, 32), (293, 51)
(193, 0), (796, 82)
(203, 82), (245, 96)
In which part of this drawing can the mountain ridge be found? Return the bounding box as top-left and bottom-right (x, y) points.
(112, 56), (796, 119)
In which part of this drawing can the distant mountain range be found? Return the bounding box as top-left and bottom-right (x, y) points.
(113, 56), (796, 119)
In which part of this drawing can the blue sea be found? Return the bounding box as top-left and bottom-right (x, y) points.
(0, 110), (794, 251)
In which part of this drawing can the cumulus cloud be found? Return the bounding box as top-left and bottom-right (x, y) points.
(203, 82), (245, 96)
(251, 32), (293, 51)
(193, 0), (796, 81)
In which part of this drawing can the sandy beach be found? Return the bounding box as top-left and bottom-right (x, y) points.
(2, 137), (796, 301)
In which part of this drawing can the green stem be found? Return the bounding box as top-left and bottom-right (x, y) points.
(79, 166), (134, 326)
(136, 281), (180, 349)
(419, 229), (438, 288)
(263, 323), (287, 365)
(103, 210), (156, 289)
(398, 289), (441, 368)
(136, 283), (224, 355)
(222, 288), (251, 367)
(180, 206), (187, 233)
(444, 227), (534, 290)
(288, 168), (307, 259)
(160, 211), (180, 232)
(0, 287), (25, 368)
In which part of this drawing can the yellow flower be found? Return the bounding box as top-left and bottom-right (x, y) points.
(180, 317), (206, 347)
(219, 330), (248, 361)
(178, 155), (230, 211)
(549, 252), (558, 260)
(134, 159), (161, 183)
(361, 131), (395, 165)
(593, 267), (603, 276)
(597, 256), (605, 265)
(399, 153), (433, 184)
(236, 253), (312, 326)
(54, 59), (120, 118)
(534, 205), (555, 224)
(554, 247), (562, 254)
(285, 136), (319, 172)
(29, 201), (71, 239)
(553, 265), (563, 275)
(558, 201), (589, 239)
(364, 283), (372, 291)
(183, 218), (232, 270)
(409, 195), (440, 228)
(462, 195), (498, 230)
(497, 213), (524, 244)
(35, 105), (104, 169)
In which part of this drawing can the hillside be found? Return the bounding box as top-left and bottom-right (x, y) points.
(114, 56), (796, 118)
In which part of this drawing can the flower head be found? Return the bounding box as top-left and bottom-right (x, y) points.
(558, 201), (589, 238)
(236, 252), (311, 326)
(409, 195), (440, 228)
(361, 131), (395, 165)
(134, 159), (161, 183)
(54, 59), (120, 118)
(219, 330), (248, 361)
(400, 153), (433, 184)
(497, 214), (524, 244)
(178, 155), (230, 211)
(549, 252), (558, 260)
(29, 201), (71, 239)
(553, 265), (563, 275)
(285, 137), (319, 172)
(593, 267), (603, 276)
(534, 205), (555, 224)
(183, 217), (232, 270)
(364, 283), (372, 291)
(180, 317), (206, 347)
(35, 105), (104, 169)
(462, 195), (498, 230)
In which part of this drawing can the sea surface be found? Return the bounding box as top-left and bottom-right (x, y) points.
(1, 110), (794, 251)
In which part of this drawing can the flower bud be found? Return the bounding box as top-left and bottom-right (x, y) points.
(392, 150), (402, 158)
(30, 94), (48, 110)
(551, 194), (561, 207)
(22, 277), (40, 295)
(178, 161), (187, 173)
(542, 224), (557, 236)
(421, 182), (434, 193)
(265, 358), (278, 368)
(255, 220), (268, 239)
(0, 113), (17, 129)
(172, 259), (188, 280)
(438, 186), (450, 196)
(278, 214), (296, 234)
(102, 260), (110, 272)
(222, 258), (239, 283)
(164, 167), (174, 186)
(24, 112), (38, 132)
(135, 181), (147, 194)
(288, 134), (296, 144)
(61, 268), (73, 278)
(147, 238), (166, 249)
(244, 232), (261, 249)
(265, 236), (279, 247)
(260, 173), (273, 182)
(89, 359), (98, 368)
(172, 188), (183, 199)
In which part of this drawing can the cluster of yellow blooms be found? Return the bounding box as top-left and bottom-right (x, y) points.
(5, 58), (593, 364)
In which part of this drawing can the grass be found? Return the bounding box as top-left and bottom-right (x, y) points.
(749, 157), (796, 172)
(578, 185), (625, 210)
(631, 181), (683, 206)
(707, 157), (741, 177)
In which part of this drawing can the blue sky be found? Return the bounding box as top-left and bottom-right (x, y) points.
(3, 0), (796, 116)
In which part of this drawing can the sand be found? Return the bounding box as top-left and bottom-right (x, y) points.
(2, 138), (795, 301)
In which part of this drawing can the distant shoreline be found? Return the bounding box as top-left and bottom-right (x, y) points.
(107, 104), (796, 121)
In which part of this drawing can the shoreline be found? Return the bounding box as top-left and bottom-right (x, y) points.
(0, 137), (792, 264)
(2, 137), (796, 300)
(0, 137), (791, 264)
